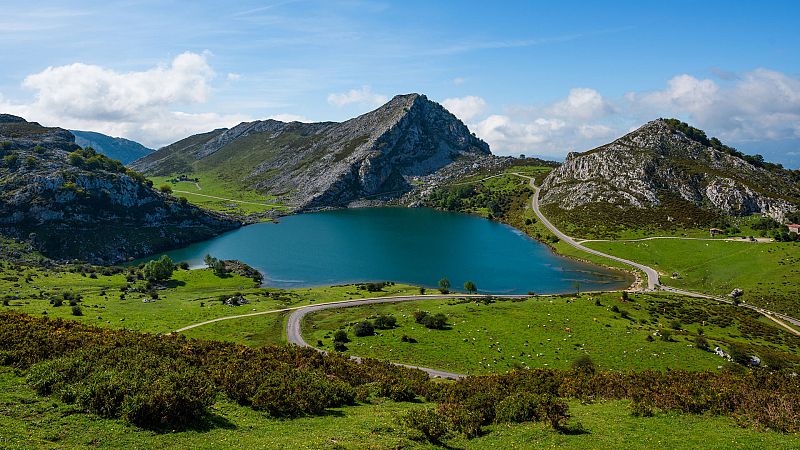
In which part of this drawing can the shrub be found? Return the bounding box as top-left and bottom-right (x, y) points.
(694, 336), (709, 351)
(496, 392), (548, 424)
(373, 314), (397, 329)
(71, 306), (83, 316)
(158, 184), (173, 194)
(414, 311), (447, 329)
(571, 355), (596, 375)
(353, 321), (374, 337)
(333, 330), (349, 343)
(403, 408), (450, 445)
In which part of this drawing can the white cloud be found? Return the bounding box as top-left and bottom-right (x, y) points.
(463, 68), (800, 163)
(626, 69), (800, 142)
(441, 95), (486, 122)
(453, 77), (465, 86)
(327, 85), (387, 107)
(0, 52), (249, 148)
(227, 72), (242, 81)
(547, 88), (614, 121)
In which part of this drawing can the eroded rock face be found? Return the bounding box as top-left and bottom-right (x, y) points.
(131, 94), (492, 209)
(540, 119), (799, 222)
(0, 117), (240, 263)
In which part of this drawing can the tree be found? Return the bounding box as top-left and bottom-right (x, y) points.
(438, 278), (451, 294)
(204, 254), (227, 277)
(463, 280), (477, 294)
(142, 255), (175, 281)
(159, 184), (173, 194)
(419, 286), (426, 295)
(353, 321), (374, 337)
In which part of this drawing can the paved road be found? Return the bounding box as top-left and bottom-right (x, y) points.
(519, 175), (660, 290)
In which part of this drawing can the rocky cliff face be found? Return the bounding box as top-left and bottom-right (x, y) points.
(131, 94), (493, 209)
(540, 119), (799, 222)
(0, 115), (240, 263)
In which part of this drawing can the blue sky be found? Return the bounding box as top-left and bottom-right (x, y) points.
(1, 1), (799, 166)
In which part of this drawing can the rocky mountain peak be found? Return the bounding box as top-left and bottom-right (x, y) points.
(540, 119), (799, 224)
(132, 93), (493, 209)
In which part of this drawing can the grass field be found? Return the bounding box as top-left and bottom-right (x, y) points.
(302, 292), (800, 375)
(148, 171), (289, 216)
(585, 239), (800, 317)
(1, 368), (796, 450)
(0, 263), (419, 337)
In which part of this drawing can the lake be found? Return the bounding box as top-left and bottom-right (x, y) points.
(152, 207), (631, 294)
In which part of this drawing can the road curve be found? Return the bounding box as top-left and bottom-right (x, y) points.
(287, 294), (528, 380)
(518, 174), (800, 335)
(522, 176), (659, 290)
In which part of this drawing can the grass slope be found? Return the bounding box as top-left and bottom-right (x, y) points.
(302, 292), (799, 375)
(149, 172), (288, 216)
(0, 263), (419, 337)
(1, 368), (795, 449)
(585, 239), (800, 317)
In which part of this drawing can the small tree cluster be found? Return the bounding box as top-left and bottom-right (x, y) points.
(413, 311), (447, 330)
(373, 314), (397, 329)
(204, 254), (227, 277)
(142, 255), (175, 281)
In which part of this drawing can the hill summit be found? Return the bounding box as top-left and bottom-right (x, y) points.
(131, 94), (493, 209)
(540, 118), (799, 229)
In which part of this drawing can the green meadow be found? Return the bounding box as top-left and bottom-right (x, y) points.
(148, 171), (289, 216)
(585, 239), (800, 317)
(302, 292), (799, 375)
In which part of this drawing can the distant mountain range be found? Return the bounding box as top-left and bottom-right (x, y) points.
(0, 114), (238, 263)
(70, 130), (153, 164)
(131, 94), (496, 209)
(540, 118), (800, 231)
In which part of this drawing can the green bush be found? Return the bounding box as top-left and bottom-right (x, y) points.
(353, 321), (374, 337)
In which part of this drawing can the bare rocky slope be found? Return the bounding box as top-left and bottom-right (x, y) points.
(0, 114), (240, 263)
(131, 94), (498, 209)
(540, 119), (800, 229)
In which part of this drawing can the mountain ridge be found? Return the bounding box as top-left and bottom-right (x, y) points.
(131, 93), (495, 209)
(70, 130), (154, 164)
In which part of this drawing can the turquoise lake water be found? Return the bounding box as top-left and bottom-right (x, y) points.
(153, 207), (631, 294)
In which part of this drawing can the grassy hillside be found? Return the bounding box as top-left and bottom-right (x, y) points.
(584, 239), (800, 317)
(0, 262), (420, 336)
(2, 370), (796, 449)
(148, 172), (288, 216)
(301, 292), (799, 375)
